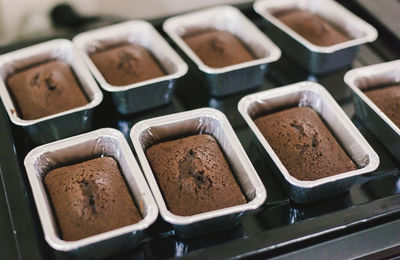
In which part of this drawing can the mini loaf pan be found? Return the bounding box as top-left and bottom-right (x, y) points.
(163, 5), (281, 97)
(344, 60), (400, 162)
(253, 0), (378, 74)
(238, 81), (379, 203)
(23, 128), (158, 258)
(73, 20), (188, 115)
(130, 107), (267, 238)
(0, 39), (103, 144)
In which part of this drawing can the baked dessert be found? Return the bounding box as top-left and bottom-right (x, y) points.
(183, 30), (254, 68)
(44, 157), (142, 241)
(7, 60), (88, 120)
(364, 84), (400, 128)
(274, 9), (350, 46)
(145, 134), (247, 216)
(90, 43), (165, 86)
(254, 107), (357, 181)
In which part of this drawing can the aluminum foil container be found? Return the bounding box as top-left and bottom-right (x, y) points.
(73, 20), (188, 115)
(253, 0), (378, 74)
(0, 39), (103, 144)
(23, 128), (158, 258)
(163, 5), (281, 97)
(345, 60), (400, 162)
(238, 81), (379, 203)
(130, 107), (267, 238)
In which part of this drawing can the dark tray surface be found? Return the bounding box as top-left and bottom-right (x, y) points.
(1, 2), (400, 259)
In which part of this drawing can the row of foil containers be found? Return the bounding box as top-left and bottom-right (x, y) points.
(0, 1), (377, 144)
(23, 78), (388, 257)
(24, 109), (267, 258)
(0, 6), (278, 144)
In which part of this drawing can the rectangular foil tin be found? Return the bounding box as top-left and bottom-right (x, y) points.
(345, 60), (400, 162)
(163, 5), (281, 97)
(0, 39), (103, 144)
(23, 128), (158, 258)
(238, 81), (379, 203)
(130, 107), (267, 238)
(253, 0), (378, 74)
(73, 20), (188, 114)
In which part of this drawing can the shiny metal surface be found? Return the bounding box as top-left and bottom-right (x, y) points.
(253, 0), (378, 74)
(73, 20), (188, 114)
(130, 107), (266, 237)
(238, 81), (379, 203)
(0, 39), (103, 144)
(23, 128), (158, 258)
(345, 60), (400, 162)
(163, 5), (281, 96)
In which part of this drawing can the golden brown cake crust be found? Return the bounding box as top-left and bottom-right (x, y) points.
(146, 134), (247, 216)
(7, 60), (88, 120)
(44, 157), (142, 241)
(364, 84), (400, 128)
(183, 30), (254, 68)
(254, 107), (357, 181)
(275, 9), (350, 46)
(90, 43), (165, 86)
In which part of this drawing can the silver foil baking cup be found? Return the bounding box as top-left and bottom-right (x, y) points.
(73, 20), (188, 114)
(253, 0), (378, 74)
(238, 81), (379, 203)
(0, 39), (103, 144)
(163, 5), (281, 97)
(345, 60), (400, 162)
(24, 128), (158, 258)
(130, 107), (267, 238)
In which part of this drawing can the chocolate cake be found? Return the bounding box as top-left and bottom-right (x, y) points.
(364, 84), (400, 128)
(254, 107), (357, 181)
(183, 30), (254, 68)
(7, 60), (88, 120)
(274, 9), (350, 46)
(90, 43), (165, 86)
(145, 134), (247, 216)
(44, 157), (142, 241)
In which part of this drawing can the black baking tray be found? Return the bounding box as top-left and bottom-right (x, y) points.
(1, 2), (400, 259)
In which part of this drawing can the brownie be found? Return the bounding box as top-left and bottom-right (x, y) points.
(145, 134), (247, 216)
(183, 30), (254, 68)
(7, 60), (88, 120)
(364, 84), (400, 128)
(274, 9), (350, 46)
(44, 157), (142, 241)
(90, 43), (165, 86)
(254, 107), (357, 181)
